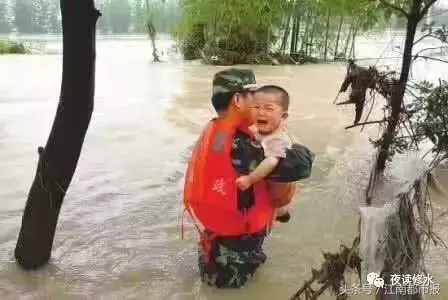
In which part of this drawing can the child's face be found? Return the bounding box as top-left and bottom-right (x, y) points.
(251, 92), (287, 135)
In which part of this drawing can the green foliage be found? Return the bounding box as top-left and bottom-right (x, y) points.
(178, 0), (286, 57)
(307, 0), (385, 58)
(374, 80), (448, 161)
(176, 0), (388, 63)
(0, 40), (28, 54)
(408, 80), (448, 155)
(181, 23), (205, 60)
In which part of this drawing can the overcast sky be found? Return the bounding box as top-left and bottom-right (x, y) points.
(437, 0), (448, 8)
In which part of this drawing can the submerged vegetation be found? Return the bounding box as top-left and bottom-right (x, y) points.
(0, 40), (28, 54)
(177, 0), (389, 65)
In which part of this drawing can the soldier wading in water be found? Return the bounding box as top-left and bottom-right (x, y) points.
(183, 68), (314, 288)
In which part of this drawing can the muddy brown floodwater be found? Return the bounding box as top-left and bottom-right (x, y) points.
(0, 37), (446, 300)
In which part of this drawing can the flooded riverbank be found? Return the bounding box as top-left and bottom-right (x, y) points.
(0, 36), (447, 299)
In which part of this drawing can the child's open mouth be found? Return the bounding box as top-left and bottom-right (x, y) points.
(256, 120), (268, 125)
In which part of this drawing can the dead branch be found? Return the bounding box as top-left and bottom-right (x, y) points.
(345, 119), (387, 130)
(290, 237), (361, 300)
(413, 46), (448, 59)
(413, 33), (443, 45)
(415, 55), (448, 64)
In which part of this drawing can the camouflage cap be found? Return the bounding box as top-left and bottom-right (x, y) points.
(212, 68), (258, 97)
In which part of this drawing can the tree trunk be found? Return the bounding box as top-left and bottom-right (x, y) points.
(213, 11), (218, 45)
(291, 0), (302, 55)
(349, 26), (359, 59)
(300, 10), (311, 52)
(324, 9), (331, 61)
(15, 0), (100, 270)
(150, 34), (160, 62)
(290, 13), (298, 54)
(294, 12), (301, 54)
(147, 21), (160, 62)
(334, 15), (343, 59)
(376, 2), (420, 171)
(343, 20), (355, 58)
(307, 15), (317, 57)
(281, 12), (292, 53)
(144, 0), (160, 62)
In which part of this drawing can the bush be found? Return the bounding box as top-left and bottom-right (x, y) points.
(180, 23), (205, 60)
(178, 0), (285, 64)
(0, 40), (28, 54)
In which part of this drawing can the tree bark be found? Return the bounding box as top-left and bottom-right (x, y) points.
(14, 0), (100, 270)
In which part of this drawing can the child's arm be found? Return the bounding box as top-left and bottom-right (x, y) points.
(236, 156), (279, 191)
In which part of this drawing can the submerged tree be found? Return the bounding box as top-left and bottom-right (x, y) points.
(15, 0), (100, 269)
(147, 20), (161, 62)
(285, 0), (385, 62)
(178, 0), (286, 63)
(177, 0), (387, 64)
(145, 0), (161, 62)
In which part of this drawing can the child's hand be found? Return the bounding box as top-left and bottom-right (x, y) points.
(236, 176), (253, 191)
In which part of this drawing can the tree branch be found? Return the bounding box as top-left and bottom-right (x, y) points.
(413, 33), (441, 45)
(379, 0), (409, 18)
(413, 46), (448, 59)
(395, 134), (426, 139)
(345, 119), (387, 130)
(415, 55), (448, 64)
(420, 0), (438, 20)
(406, 86), (421, 99)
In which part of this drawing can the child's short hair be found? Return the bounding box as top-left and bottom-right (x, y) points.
(255, 85), (290, 111)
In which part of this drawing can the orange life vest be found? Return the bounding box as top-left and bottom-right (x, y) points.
(184, 119), (274, 237)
